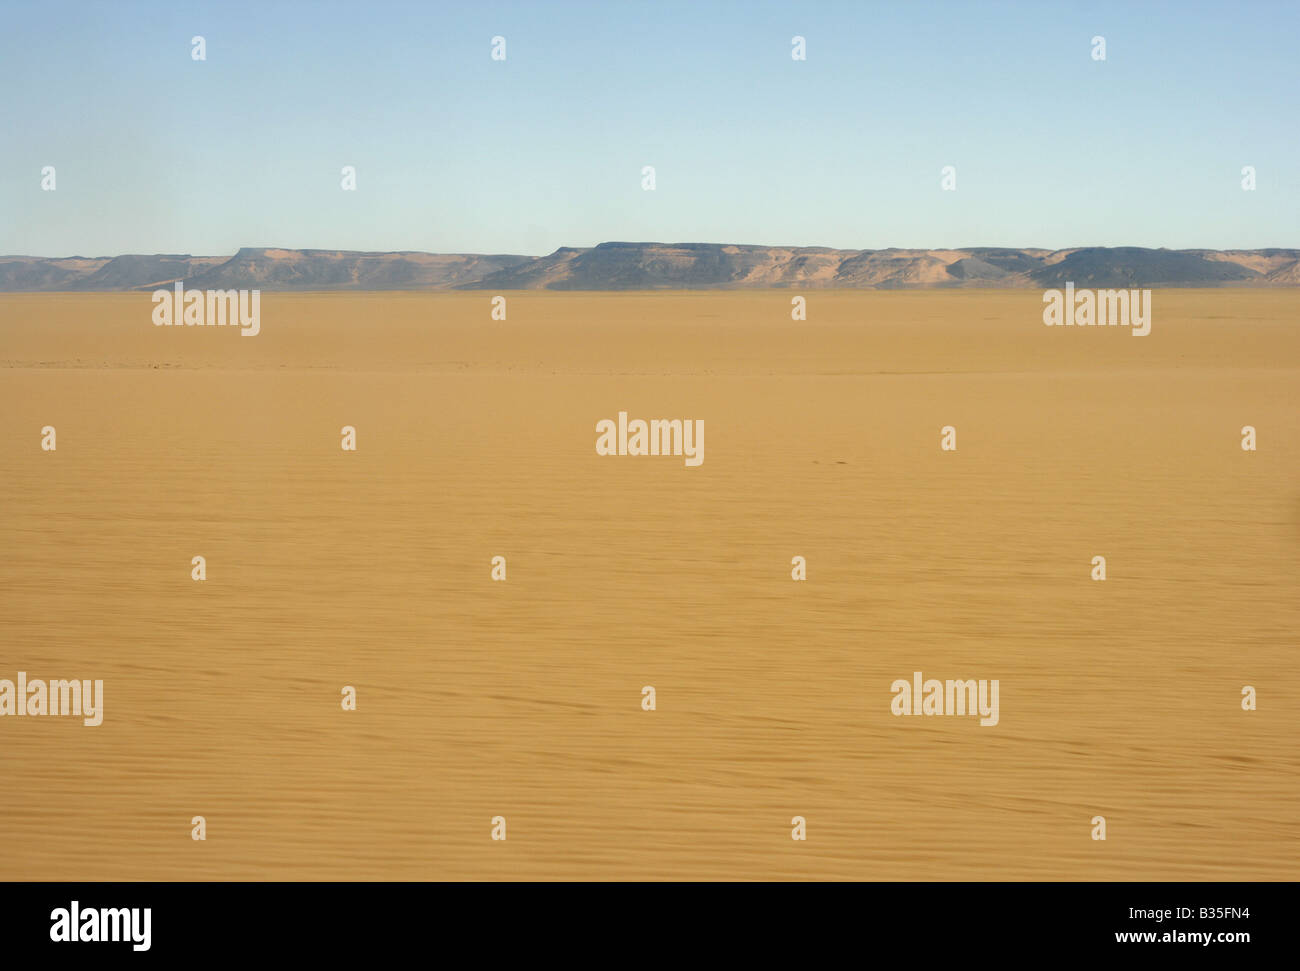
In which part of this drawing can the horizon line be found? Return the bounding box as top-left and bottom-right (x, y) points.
(7, 242), (1300, 261)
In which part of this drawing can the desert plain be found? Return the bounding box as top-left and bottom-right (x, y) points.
(1, 289), (1296, 880)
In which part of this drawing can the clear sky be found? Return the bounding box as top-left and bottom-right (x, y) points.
(2, 0), (1296, 256)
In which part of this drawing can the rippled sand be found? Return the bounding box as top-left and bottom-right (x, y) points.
(1, 290), (1296, 880)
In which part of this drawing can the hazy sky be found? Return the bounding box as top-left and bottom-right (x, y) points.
(2, 0), (1296, 256)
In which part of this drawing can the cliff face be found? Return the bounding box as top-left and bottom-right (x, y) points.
(464, 243), (1295, 290)
(3, 244), (1297, 291)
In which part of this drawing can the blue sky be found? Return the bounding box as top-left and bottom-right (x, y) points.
(2, 0), (1296, 256)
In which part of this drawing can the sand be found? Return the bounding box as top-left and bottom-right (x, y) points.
(1, 289), (1296, 880)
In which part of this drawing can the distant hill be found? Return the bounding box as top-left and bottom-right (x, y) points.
(183, 248), (532, 290)
(0, 249), (532, 292)
(2, 244), (1297, 291)
(464, 243), (1298, 290)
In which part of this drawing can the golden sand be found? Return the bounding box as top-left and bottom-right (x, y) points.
(1, 289), (1296, 880)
